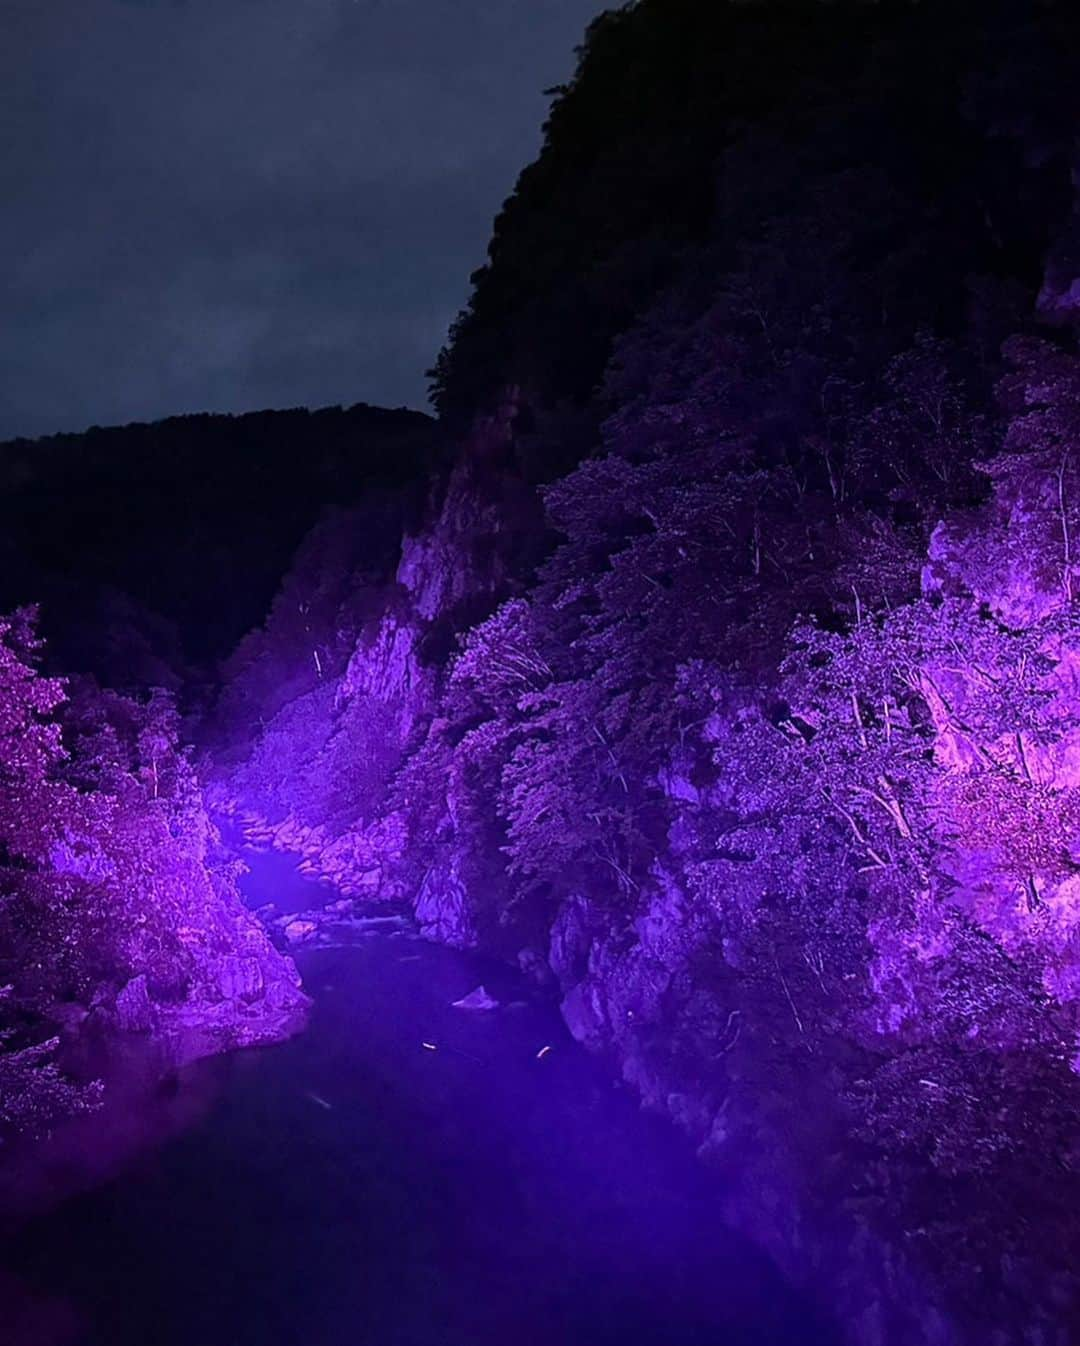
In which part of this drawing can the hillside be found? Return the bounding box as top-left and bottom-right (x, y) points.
(210, 3), (1080, 1341)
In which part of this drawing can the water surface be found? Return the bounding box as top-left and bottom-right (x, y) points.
(2, 852), (839, 1345)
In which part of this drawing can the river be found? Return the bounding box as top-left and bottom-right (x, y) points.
(1, 848), (840, 1345)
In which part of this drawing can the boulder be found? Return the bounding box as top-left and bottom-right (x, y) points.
(452, 985), (499, 1011)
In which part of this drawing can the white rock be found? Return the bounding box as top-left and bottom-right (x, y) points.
(452, 985), (499, 1011)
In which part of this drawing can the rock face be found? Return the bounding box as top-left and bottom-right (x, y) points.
(114, 976), (154, 1034)
(93, 853), (310, 1068)
(210, 400), (540, 906)
(415, 858), (477, 948)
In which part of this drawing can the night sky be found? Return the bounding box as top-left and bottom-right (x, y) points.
(1, 0), (608, 442)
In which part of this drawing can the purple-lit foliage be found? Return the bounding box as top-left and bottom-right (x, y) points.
(0, 611), (306, 1140)
(215, 310), (1080, 1336)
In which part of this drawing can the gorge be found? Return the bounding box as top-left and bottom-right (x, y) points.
(6, 3), (1080, 1342)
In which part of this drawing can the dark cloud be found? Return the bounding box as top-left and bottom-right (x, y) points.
(0, 0), (607, 439)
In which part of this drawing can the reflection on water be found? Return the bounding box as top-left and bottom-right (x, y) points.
(0, 1036), (227, 1224)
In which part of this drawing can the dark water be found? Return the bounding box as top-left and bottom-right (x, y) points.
(1, 853), (839, 1346)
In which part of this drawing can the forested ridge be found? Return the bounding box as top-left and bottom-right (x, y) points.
(0, 403), (436, 670)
